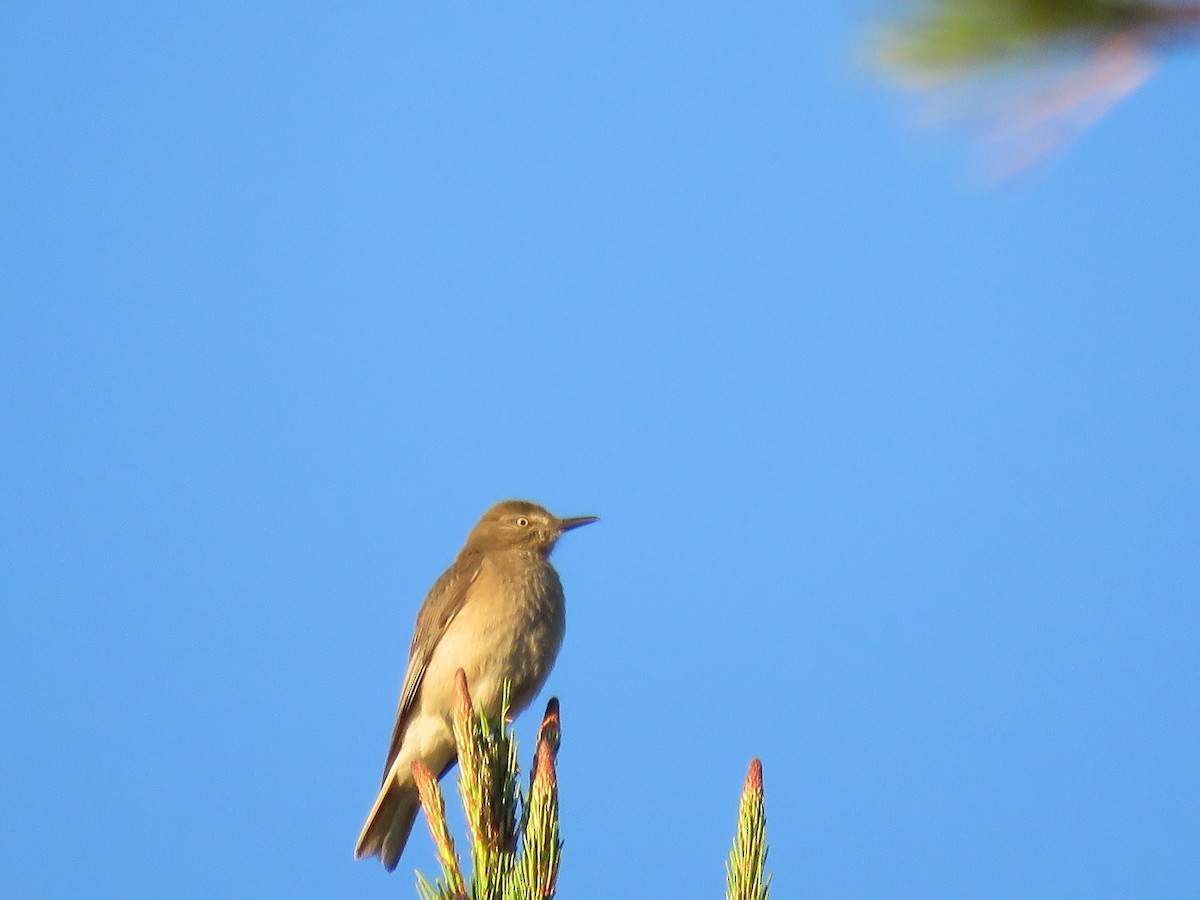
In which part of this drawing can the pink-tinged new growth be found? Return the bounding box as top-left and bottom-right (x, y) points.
(411, 761), (437, 810)
(746, 758), (763, 793)
(449, 670), (484, 842)
(727, 758), (771, 900)
(453, 669), (472, 731)
(533, 741), (558, 791)
(521, 728), (562, 899)
(536, 698), (561, 767)
(412, 761), (467, 898)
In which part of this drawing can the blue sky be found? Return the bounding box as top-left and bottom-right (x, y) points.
(3, 4), (1198, 897)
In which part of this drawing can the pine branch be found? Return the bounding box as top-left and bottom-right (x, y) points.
(450, 671), (520, 900)
(413, 672), (771, 900)
(518, 737), (561, 900)
(726, 759), (771, 900)
(413, 671), (563, 900)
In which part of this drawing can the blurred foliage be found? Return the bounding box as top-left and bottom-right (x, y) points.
(873, 0), (1200, 174)
(877, 0), (1197, 79)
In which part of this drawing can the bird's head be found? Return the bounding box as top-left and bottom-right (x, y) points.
(465, 499), (598, 555)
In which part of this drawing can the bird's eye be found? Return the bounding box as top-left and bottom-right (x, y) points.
(515, 516), (529, 527)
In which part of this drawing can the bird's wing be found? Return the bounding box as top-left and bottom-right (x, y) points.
(379, 552), (484, 784)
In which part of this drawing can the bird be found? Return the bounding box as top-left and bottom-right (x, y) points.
(354, 498), (598, 871)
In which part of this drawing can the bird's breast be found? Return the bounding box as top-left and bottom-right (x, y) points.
(422, 552), (565, 722)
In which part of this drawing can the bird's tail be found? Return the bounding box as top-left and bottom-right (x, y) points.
(354, 769), (422, 873)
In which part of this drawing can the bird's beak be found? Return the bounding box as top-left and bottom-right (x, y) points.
(558, 515), (599, 532)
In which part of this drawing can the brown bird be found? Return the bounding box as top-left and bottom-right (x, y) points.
(354, 499), (597, 871)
